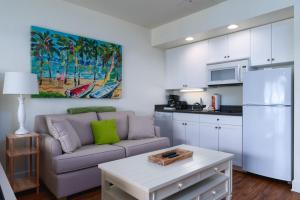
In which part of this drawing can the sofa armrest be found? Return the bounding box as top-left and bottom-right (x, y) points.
(154, 126), (161, 137)
(40, 133), (62, 157)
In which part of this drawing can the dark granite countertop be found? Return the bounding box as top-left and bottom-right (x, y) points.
(155, 105), (242, 116)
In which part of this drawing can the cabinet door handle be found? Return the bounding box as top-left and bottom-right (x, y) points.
(215, 126), (218, 129)
(272, 58), (275, 61)
(217, 118), (219, 121)
(227, 55), (230, 58)
(219, 126), (221, 129)
(224, 56), (226, 58)
(267, 58), (270, 62)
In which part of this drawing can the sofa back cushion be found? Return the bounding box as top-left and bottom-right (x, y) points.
(128, 115), (156, 140)
(35, 112), (98, 145)
(67, 113), (98, 145)
(97, 111), (135, 140)
(48, 119), (82, 153)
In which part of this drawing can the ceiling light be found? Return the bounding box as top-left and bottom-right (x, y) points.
(185, 37), (194, 41)
(227, 24), (239, 30)
(180, 88), (205, 92)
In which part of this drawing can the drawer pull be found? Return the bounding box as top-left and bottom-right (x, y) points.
(214, 167), (223, 175)
(177, 183), (183, 190)
(212, 190), (217, 196)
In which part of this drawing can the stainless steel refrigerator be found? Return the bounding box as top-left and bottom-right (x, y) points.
(243, 67), (292, 181)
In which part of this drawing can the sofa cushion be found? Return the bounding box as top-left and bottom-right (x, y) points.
(50, 120), (82, 153)
(45, 112), (98, 145)
(97, 111), (135, 140)
(113, 137), (170, 157)
(91, 120), (120, 145)
(128, 115), (156, 140)
(67, 113), (98, 145)
(52, 144), (125, 174)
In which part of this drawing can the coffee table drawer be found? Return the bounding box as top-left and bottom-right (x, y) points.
(201, 162), (228, 180)
(156, 173), (200, 199)
(200, 181), (227, 200)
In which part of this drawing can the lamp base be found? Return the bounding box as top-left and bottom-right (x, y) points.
(15, 127), (30, 135)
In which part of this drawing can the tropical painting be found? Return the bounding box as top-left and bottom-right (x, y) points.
(31, 26), (122, 98)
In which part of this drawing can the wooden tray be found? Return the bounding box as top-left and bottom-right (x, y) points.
(148, 148), (193, 166)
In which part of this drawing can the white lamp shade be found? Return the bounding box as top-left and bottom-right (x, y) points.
(3, 72), (39, 95)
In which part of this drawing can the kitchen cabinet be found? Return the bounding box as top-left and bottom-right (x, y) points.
(271, 18), (294, 64)
(228, 30), (250, 61)
(165, 47), (185, 89)
(250, 24), (272, 66)
(208, 35), (228, 63)
(172, 120), (200, 146)
(172, 120), (186, 146)
(165, 40), (208, 89)
(172, 113), (200, 146)
(208, 30), (250, 63)
(218, 125), (243, 167)
(170, 112), (243, 167)
(251, 18), (293, 66)
(199, 123), (219, 150)
(185, 122), (200, 147)
(199, 115), (243, 167)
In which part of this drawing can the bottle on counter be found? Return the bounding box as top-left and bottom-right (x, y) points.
(212, 94), (221, 111)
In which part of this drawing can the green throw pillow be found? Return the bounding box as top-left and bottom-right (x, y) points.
(90, 120), (120, 145)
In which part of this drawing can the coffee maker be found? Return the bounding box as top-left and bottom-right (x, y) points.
(167, 95), (179, 108)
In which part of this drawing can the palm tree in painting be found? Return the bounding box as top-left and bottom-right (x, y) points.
(98, 44), (114, 83)
(89, 40), (100, 82)
(54, 35), (75, 84)
(31, 30), (58, 85)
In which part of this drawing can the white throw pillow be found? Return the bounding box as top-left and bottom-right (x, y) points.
(128, 115), (156, 140)
(46, 118), (82, 153)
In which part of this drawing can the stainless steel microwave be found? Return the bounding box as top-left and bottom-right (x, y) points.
(207, 59), (249, 86)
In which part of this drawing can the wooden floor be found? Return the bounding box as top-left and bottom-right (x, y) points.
(16, 171), (300, 200)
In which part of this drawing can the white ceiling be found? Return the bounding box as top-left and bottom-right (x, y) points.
(64, 0), (226, 28)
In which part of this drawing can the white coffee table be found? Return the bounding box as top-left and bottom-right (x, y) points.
(99, 145), (233, 200)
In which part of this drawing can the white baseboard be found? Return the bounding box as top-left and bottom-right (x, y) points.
(292, 180), (300, 193)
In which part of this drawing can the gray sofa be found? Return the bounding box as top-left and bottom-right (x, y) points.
(34, 111), (170, 199)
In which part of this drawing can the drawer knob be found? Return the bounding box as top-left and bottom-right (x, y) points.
(212, 190), (217, 195)
(178, 183), (183, 190)
(214, 167), (219, 172)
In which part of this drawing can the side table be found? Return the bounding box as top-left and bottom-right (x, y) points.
(6, 132), (40, 194)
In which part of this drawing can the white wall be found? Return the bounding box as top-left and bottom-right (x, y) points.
(152, 0), (293, 47)
(170, 86), (242, 106)
(293, 1), (300, 193)
(0, 0), (165, 165)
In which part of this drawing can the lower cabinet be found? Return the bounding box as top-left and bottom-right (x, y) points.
(218, 125), (243, 167)
(158, 113), (243, 167)
(173, 120), (200, 146)
(199, 117), (243, 167)
(173, 121), (186, 146)
(185, 122), (200, 147)
(199, 123), (219, 151)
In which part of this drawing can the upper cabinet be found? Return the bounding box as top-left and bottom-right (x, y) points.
(228, 30), (251, 61)
(271, 19), (294, 64)
(165, 40), (208, 89)
(250, 24), (272, 66)
(208, 35), (228, 63)
(208, 30), (250, 63)
(165, 18), (294, 90)
(251, 18), (294, 66)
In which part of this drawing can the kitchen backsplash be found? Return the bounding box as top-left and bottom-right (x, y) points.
(168, 85), (242, 106)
